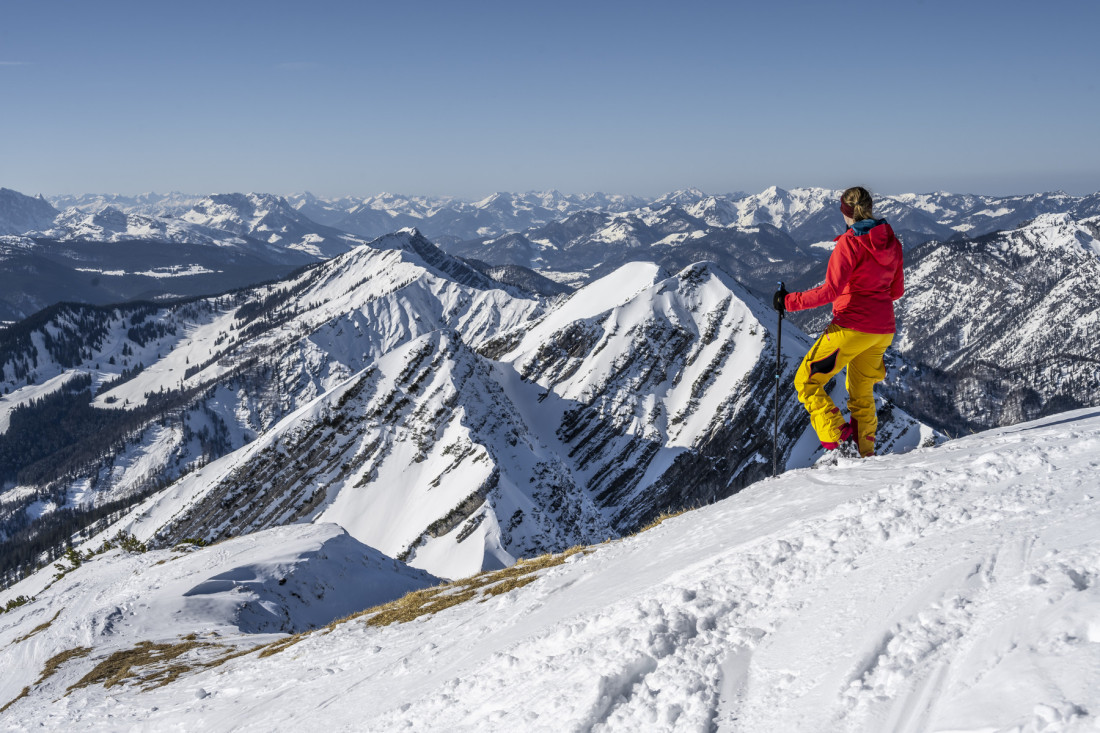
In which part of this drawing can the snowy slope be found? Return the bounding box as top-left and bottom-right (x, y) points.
(0, 232), (547, 580)
(2, 408), (1098, 731)
(0, 188), (58, 236)
(44, 206), (254, 247)
(179, 193), (365, 258)
(107, 329), (611, 580)
(888, 213), (1100, 430)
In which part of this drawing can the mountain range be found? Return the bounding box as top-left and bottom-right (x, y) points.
(884, 212), (1100, 432)
(0, 191), (369, 321)
(0, 227), (931, 589)
(2, 183), (1099, 584)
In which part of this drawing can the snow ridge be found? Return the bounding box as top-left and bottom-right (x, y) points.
(2, 409), (1097, 731)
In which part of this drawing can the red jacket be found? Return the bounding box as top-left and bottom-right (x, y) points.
(785, 219), (904, 334)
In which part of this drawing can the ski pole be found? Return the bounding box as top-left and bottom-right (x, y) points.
(774, 280), (784, 477)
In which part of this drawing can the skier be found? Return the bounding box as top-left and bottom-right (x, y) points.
(773, 186), (904, 459)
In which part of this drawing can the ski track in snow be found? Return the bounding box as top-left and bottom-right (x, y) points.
(2, 409), (1100, 731)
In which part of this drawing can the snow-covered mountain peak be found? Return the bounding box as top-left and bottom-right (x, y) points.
(0, 187), (60, 235)
(727, 185), (835, 230)
(653, 188), (709, 207)
(365, 228), (500, 291)
(1026, 210), (1075, 228)
(759, 184), (789, 200)
(684, 195), (742, 227)
(89, 204), (128, 226)
(366, 227), (438, 255)
(84, 205), (134, 230)
(181, 192), (295, 229)
(177, 192), (365, 258)
(500, 261), (667, 361)
(474, 191), (512, 209)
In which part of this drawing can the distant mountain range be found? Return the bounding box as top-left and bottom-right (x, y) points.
(13, 185), (1096, 258)
(2, 183), (1097, 423)
(0, 191), (370, 321)
(0, 228), (931, 590)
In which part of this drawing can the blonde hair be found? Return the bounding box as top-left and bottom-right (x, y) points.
(842, 186), (874, 221)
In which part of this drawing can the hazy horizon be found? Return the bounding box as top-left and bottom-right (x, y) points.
(28, 184), (1100, 202)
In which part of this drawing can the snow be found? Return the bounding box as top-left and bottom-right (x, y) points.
(75, 265), (220, 278)
(0, 370), (82, 435)
(0, 523), (438, 720)
(4, 405), (1100, 731)
(536, 269), (589, 288)
(501, 262), (665, 361)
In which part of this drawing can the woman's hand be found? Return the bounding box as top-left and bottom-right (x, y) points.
(773, 285), (789, 314)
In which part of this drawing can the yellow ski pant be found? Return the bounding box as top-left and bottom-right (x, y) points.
(793, 324), (893, 457)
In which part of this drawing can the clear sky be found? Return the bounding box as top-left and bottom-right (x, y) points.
(2, 0), (1098, 199)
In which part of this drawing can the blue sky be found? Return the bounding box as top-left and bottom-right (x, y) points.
(2, 0), (1097, 199)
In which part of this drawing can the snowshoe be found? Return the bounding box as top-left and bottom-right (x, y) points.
(812, 423), (861, 468)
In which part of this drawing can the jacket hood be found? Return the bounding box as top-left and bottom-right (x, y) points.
(849, 218), (899, 265)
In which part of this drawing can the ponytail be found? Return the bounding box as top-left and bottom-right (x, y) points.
(841, 186), (874, 221)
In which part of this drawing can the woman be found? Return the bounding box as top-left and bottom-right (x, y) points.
(774, 186), (904, 458)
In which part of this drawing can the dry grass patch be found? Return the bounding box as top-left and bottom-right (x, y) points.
(257, 634), (307, 659)
(635, 506), (694, 535)
(483, 574), (538, 597)
(0, 686), (29, 714)
(339, 545), (591, 630)
(36, 645), (94, 685)
(12, 608), (63, 645)
(38, 637), (270, 694)
(67, 639), (220, 692)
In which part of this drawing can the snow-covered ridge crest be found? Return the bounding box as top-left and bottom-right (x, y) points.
(99, 327), (606, 580)
(43, 205), (251, 246)
(178, 192), (366, 258)
(87, 233), (542, 413)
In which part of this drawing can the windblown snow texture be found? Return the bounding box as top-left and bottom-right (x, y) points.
(2, 409), (1098, 731)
